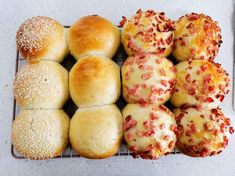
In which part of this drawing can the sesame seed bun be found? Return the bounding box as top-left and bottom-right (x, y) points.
(11, 110), (70, 160)
(16, 16), (69, 63)
(13, 61), (69, 109)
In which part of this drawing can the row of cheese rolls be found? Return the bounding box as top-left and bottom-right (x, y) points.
(12, 15), (123, 159)
(120, 9), (233, 158)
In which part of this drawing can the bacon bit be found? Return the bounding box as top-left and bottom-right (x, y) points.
(190, 123), (197, 133)
(125, 71), (130, 80)
(129, 145), (138, 151)
(203, 74), (212, 83)
(144, 129), (155, 137)
(224, 118), (231, 126)
(187, 13), (199, 21)
(159, 68), (166, 76)
(208, 86), (215, 92)
(214, 129), (219, 135)
(176, 113), (184, 122)
(138, 65), (153, 70)
(159, 104), (167, 112)
(164, 135), (170, 141)
(165, 34), (173, 45)
(186, 23), (194, 29)
(168, 141), (175, 150)
(138, 99), (148, 107)
(136, 9), (142, 14)
(188, 88), (196, 95)
(229, 127), (234, 134)
(196, 69), (201, 75)
(201, 64), (208, 71)
(160, 80), (167, 87)
(185, 73), (191, 83)
(206, 97), (214, 103)
(188, 138), (194, 143)
(141, 72), (153, 80)
(159, 123), (165, 129)
(220, 123), (225, 133)
(119, 16), (127, 27)
(150, 112), (159, 120)
(170, 125), (177, 132)
(123, 115), (137, 131)
(204, 122), (213, 131)
(156, 141), (162, 150)
(155, 58), (162, 64)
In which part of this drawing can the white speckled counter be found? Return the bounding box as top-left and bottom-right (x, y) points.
(1, 0), (235, 175)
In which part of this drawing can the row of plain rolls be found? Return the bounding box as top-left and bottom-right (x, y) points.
(11, 9), (234, 160)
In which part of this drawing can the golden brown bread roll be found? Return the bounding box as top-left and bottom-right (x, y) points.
(174, 107), (234, 157)
(173, 13), (222, 61)
(16, 16), (69, 63)
(122, 104), (177, 159)
(69, 55), (121, 107)
(69, 105), (123, 159)
(11, 110), (70, 160)
(13, 61), (69, 109)
(67, 15), (120, 60)
(121, 54), (176, 105)
(121, 9), (174, 57)
(170, 60), (229, 109)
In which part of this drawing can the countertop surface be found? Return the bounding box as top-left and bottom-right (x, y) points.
(1, 0), (235, 175)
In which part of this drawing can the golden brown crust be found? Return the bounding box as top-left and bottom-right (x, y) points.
(16, 16), (68, 63)
(69, 105), (123, 159)
(174, 107), (234, 157)
(173, 13), (222, 61)
(69, 55), (121, 107)
(170, 60), (229, 109)
(11, 110), (70, 160)
(67, 15), (120, 60)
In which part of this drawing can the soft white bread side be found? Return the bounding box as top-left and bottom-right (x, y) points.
(16, 16), (69, 63)
(67, 15), (120, 60)
(69, 55), (121, 107)
(13, 61), (69, 109)
(69, 105), (123, 159)
(11, 110), (70, 160)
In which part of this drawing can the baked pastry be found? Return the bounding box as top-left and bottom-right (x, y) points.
(69, 55), (121, 107)
(122, 104), (177, 159)
(121, 9), (174, 57)
(174, 107), (234, 157)
(121, 54), (176, 105)
(67, 15), (120, 60)
(69, 105), (123, 159)
(173, 13), (222, 61)
(11, 110), (70, 160)
(170, 60), (229, 109)
(16, 16), (69, 63)
(13, 61), (69, 109)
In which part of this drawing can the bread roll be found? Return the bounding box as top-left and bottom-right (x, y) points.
(122, 104), (177, 159)
(16, 16), (69, 63)
(121, 9), (174, 57)
(13, 61), (69, 109)
(174, 107), (234, 157)
(121, 54), (176, 105)
(173, 13), (222, 61)
(69, 105), (123, 159)
(170, 60), (229, 109)
(69, 55), (121, 107)
(67, 15), (120, 60)
(11, 110), (70, 160)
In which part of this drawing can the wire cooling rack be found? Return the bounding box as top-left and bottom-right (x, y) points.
(11, 26), (180, 159)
